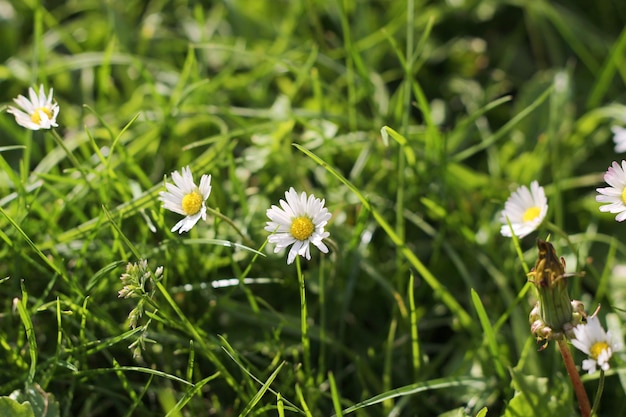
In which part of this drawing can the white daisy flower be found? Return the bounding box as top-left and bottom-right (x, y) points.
(7, 84), (59, 130)
(596, 160), (626, 222)
(500, 181), (548, 238)
(612, 126), (626, 153)
(265, 187), (331, 264)
(158, 166), (212, 234)
(571, 315), (622, 374)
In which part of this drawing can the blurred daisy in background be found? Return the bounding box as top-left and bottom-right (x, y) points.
(7, 84), (59, 130)
(500, 181), (548, 238)
(612, 125), (626, 153)
(596, 160), (626, 222)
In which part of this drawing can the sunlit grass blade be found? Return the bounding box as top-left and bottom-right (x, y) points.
(328, 372), (344, 417)
(164, 372), (221, 417)
(108, 112), (142, 165)
(277, 393), (285, 417)
(446, 95), (513, 152)
(339, 376), (487, 415)
(86, 260), (128, 293)
(595, 237), (617, 301)
(408, 272), (421, 376)
(237, 362), (285, 417)
(80, 327), (144, 356)
(382, 316), (397, 413)
(41, 134), (232, 249)
(535, 2), (600, 74)
(112, 357), (139, 404)
(587, 26), (626, 109)
(102, 204), (141, 259)
(293, 143), (474, 331)
(451, 85), (554, 163)
(73, 366), (193, 386)
(359, 260), (408, 317)
(380, 126), (416, 165)
(219, 337), (304, 414)
(176, 238), (266, 256)
(186, 340), (195, 382)
(0, 206), (78, 294)
(154, 282), (240, 394)
(0, 145), (26, 152)
(123, 375), (154, 417)
(471, 288), (507, 380)
(295, 383), (313, 417)
(16, 285), (37, 385)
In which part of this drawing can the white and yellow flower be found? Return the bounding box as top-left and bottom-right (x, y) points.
(596, 160), (626, 222)
(7, 84), (59, 130)
(571, 315), (622, 374)
(159, 166), (211, 234)
(265, 187), (331, 264)
(500, 181), (548, 238)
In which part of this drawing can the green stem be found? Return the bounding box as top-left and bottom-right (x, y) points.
(408, 272), (421, 377)
(296, 256), (311, 382)
(317, 256), (326, 385)
(557, 338), (591, 417)
(591, 370), (605, 416)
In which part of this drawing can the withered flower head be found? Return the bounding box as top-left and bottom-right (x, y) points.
(527, 240), (584, 348)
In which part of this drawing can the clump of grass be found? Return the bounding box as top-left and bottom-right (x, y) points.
(1, 1), (626, 416)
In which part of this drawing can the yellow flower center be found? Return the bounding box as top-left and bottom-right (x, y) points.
(522, 206), (541, 223)
(181, 190), (203, 216)
(621, 188), (626, 205)
(31, 107), (52, 125)
(290, 216), (315, 241)
(590, 341), (610, 360)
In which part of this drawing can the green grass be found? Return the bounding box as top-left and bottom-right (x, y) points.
(1, 0), (626, 416)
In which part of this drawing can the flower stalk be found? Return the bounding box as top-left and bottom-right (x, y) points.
(557, 338), (591, 417)
(295, 256), (311, 381)
(591, 370), (605, 416)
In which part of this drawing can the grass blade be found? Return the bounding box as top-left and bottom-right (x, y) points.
(237, 362), (285, 417)
(471, 288), (507, 380)
(293, 143), (474, 331)
(340, 376), (487, 415)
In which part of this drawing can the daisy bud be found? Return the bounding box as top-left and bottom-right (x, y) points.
(527, 240), (583, 345)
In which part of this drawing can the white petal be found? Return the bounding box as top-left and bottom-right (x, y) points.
(581, 359), (597, 374)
